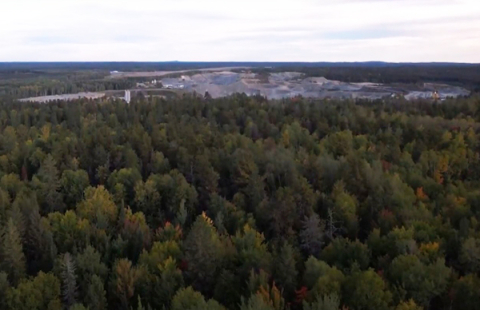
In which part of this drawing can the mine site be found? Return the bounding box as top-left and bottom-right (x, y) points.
(155, 70), (470, 100)
(19, 68), (471, 103)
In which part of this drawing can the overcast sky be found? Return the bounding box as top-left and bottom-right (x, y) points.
(1, 0), (479, 62)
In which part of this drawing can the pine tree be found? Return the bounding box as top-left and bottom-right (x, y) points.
(85, 275), (108, 310)
(136, 296), (145, 310)
(33, 154), (64, 213)
(184, 213), (224, 294)
(0, 272), (9, 309)
(303, 294), (340, 310)
(0, 189), (10, 226)
(326, 208), (340, 240)
(1, 218), (26, 285)
(240, 294), (276, 310)
(273, 242), (298, 295)
(14, 190), (55, 274)
(175, 199), (188, 227)
(61, 253), (78, 308)
(300, 213), (325, 257)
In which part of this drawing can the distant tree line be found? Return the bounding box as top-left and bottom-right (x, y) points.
(0, 78), (134, 98)
(257, 65), (480, 91)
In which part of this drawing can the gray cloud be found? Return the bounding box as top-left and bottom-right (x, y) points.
(0, 0), (479, 62)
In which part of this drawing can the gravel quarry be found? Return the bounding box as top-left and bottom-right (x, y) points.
(159, 71), (471, 100)
(18, 70), (471, 103)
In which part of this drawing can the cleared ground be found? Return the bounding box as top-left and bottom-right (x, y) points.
(159, 71), (471, 100)
(107, 67), (249, 79)
(18, 89), (184, 103)
(19, 92), (106, 103)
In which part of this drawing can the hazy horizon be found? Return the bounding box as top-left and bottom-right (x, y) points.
(2, 0), (479, 62)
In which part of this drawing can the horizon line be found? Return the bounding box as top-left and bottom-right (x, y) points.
(0, 61), (479, 64)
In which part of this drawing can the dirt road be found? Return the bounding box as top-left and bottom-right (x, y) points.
(19, 92), (106, 103)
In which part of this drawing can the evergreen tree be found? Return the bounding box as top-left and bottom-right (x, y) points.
(85, 275), (108, 310)
(33, 154), (64, 213)
(343, 269), (392, 310)
(0, 272), (9, 309)
(1, 218), (26, 285)
(303, 294), (340, 310)
(61, 253), (78, 308)
(273, 242), (298, 295)
(184, 213), (224, 294)
(300, 213), (325, 257)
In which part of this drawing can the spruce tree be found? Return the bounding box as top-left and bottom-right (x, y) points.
(1, 218), (26, 285)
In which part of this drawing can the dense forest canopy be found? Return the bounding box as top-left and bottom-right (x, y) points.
(1, 91), (480, 309)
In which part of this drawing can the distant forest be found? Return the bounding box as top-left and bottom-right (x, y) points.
(1, 91), (480, 309)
